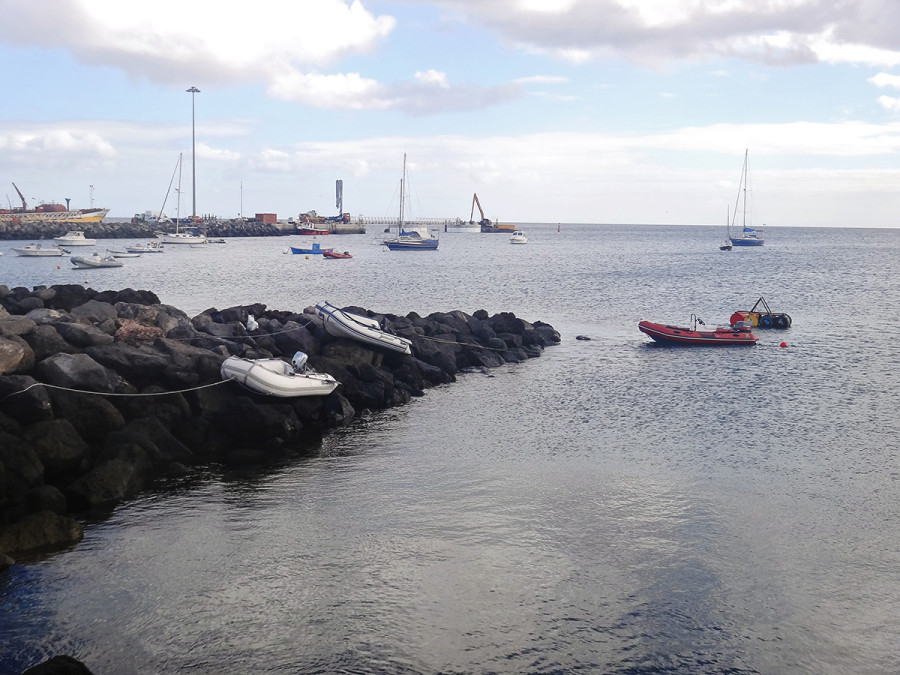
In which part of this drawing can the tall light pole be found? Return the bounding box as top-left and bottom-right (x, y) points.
(186, 86), (200, 218)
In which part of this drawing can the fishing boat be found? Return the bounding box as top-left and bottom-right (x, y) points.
(509, 230), (528, 244)
(53, 231), (96, 246)
(382, 153), (439, 251)
(639, 315), (758, 346)
(70, 252), (124, 268)
(297, 223), (330, 235)
(11, 243), (69, 257)
(290, 242), (334, 255)
(156, 154), (207, 245)
(729, 149), (765, 246)
(220, 352), (339, 398)
(0, 183), (108, 225)
(315, 301), (413, 355)
(322, 250), (352, 259)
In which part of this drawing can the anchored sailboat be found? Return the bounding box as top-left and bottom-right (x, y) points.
(729, 149), (765, 246)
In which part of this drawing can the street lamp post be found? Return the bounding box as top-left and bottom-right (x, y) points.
(186, 86), (200, 218)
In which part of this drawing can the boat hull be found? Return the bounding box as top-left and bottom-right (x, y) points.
(70, 255), (123, 268)
(315, 301), (412, 354)
(159, 232), (207, 245)
(638, 321), (758, 346)
(730, 237), (764, 246)
(53, 231), (96, 246)
(0, 208), (109, 225)
(11, 245), (67, 257)
(220, 356), (339, 397)
(291, 245), (334, 254)
(322, 251), (352, 259)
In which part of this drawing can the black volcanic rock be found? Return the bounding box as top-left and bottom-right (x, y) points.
(0, 285), (559, 562)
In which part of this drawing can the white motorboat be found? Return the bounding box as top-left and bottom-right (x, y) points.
(125, 241), (164, 253)
(509, 230), (528, 244)
(70, 252), (124, 268)
(53, 230), (96, 246)
(108, 249), (142, 258)
(220, 352), (339, 398)
(11, 243), (69, 257)
(315, 301), (413, 355)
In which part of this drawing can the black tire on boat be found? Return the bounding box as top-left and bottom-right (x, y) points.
(774, 315), (786, 328)
(760, 314), (774, 328)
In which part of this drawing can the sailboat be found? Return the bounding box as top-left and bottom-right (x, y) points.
(729, 149), (765, 246)
(383, 153), (439, 251)
(720, 205), (732, 250)
(157, 154), (207, 245)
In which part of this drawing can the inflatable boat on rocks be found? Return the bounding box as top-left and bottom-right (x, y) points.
(220, 351), (339, 397)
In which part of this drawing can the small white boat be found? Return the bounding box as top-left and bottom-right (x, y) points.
(509, 230), (528, 244)
(11, 243), (69, 257)
(108, 249), (142, 258)
(71, 252), (124, 268)
(315, 301), (412, 355)
(125, 241), (164, 253)
(53, 230), (96, 246)
(220, 352), (339, 398)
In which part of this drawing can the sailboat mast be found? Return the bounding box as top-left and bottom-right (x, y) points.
(399, 152), (406, 232)
(175, 153), (183, 234)
(741, 149), (748, 230)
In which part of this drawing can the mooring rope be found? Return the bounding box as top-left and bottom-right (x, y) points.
(0, 379), (230, 401)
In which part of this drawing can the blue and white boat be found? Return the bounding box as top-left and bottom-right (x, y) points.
(729, 149), (765, 246)
(382, 153), (439, 251)
(290, 242), (334, 255)
(384, 228), (439, 250)
(315, 301), (412, 355)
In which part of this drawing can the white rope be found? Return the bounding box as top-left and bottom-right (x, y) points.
(1, 379), (230, 401)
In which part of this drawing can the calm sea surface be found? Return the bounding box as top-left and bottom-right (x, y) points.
(1, 224), (899, 674)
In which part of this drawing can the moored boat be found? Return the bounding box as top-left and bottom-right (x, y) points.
(220, 352), (339, 397)
(0, 183), (108, 225)
(382, 153), (440, 251)
(322, 250), (352, 259)
(290, 242), (334, 255)
(639, 315), (758, 346)
(11, 243), (69, 257)
(509, 230), (528, 244)
(70, 252), (124, 268)
(729, 150), (765, 246)
(53, 230), (96, 246)
(730, 297), (792, 329)
(124, 241), (164, 253)
(315, 301), (413, 355)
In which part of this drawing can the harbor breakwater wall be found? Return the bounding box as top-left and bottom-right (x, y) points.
(0, 284), (560, 567)
(0, 218), (366, 241)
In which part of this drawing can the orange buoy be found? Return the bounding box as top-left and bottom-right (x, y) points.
(729, 311), (747, 326)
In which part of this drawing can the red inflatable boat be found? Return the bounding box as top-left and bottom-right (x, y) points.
(639, 315), (758, 346)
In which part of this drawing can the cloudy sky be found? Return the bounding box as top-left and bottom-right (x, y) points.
(2, 0), (900, 227)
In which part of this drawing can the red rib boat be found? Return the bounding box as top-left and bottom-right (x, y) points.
(639, 315), (758, 346)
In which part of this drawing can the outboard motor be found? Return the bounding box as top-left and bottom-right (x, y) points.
(246, 314), (259, 331)
(291, 351), (309, 373)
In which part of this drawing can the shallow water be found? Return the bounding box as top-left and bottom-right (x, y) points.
(2, 224), (899, 673)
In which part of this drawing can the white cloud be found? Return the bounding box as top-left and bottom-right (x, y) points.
(415, 70), (451, 88)
(876, 95), (900, 111)
(869, 73), (900, 89)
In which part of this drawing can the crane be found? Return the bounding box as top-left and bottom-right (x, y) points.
(469, 193), (491, 229)
(12, 182), (27, 210)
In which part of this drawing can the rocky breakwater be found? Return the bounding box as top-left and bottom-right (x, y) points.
(0, 284), (560, 567)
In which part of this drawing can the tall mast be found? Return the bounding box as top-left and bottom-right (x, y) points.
(399, 152), (406, 231)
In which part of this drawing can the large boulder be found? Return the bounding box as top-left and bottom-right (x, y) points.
(64, 442), (153, 508)
(0, 375), (54, 424)
(35, 352), (118, 393)
(23, 419), (92, 479)
(70, 299), (118, 325)
(0, 336), (33, 374)
(54, 321), (115, 348)
(21, 324), (78, 361)
(0, 510), (83, 556)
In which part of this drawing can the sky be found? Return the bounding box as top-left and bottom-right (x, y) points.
(2, 0), (900, 228)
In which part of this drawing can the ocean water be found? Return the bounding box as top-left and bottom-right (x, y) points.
(1, 224), (899, 674)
